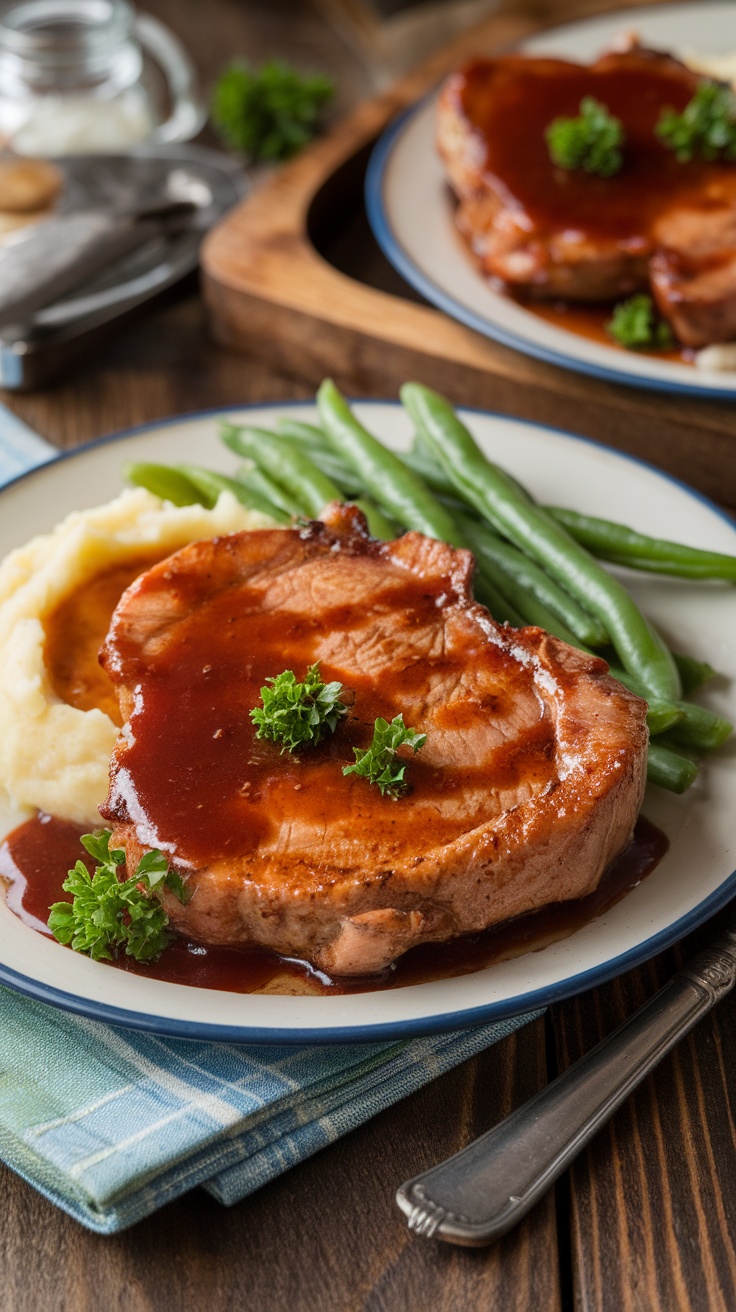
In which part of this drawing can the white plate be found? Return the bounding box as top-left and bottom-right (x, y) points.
(1, 402), (735, 1042)
(365, 1), (736, 398)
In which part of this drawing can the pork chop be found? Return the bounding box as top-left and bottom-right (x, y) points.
(100, 505), (648, 976)
(438, 47), (736, 345)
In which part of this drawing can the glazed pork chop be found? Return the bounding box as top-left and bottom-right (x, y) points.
(100, 505), (648, 976)
(438, 47), (736, 346)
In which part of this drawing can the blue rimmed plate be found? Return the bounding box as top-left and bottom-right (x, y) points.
(0, 401), (734, 1041)
(365, 1), (736, 398)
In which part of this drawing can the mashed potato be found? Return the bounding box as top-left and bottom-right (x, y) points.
(0, 488), (273, 826)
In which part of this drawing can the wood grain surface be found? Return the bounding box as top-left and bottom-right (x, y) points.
(1, 2), (736, 1310)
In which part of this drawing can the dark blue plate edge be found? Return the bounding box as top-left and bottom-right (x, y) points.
(364, 103), (736, 402)
(3, 870), (736, 1044)
(0, 399), (734, 1043)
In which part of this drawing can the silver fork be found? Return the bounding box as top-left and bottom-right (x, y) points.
(396, 922), (736, 1246)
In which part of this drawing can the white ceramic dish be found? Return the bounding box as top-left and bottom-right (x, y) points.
(365, 1), (736, 398)
(1, 402), (735, 1042)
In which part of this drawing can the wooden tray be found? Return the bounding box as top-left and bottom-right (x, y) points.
(201, 0), (736, 511)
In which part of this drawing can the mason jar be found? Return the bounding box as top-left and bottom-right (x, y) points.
(0, 0), (205, 155)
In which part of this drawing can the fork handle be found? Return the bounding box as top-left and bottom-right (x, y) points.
(396, 928), (736, 1246)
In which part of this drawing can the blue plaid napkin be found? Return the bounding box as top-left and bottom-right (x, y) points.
(0, 989), (538, 1233)
(0, 403), (56, 483)
(0, 404), (540, 1232)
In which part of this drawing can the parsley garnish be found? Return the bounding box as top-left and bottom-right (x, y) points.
(343, 714), (426, 798)
(606, 293), (674, 351)
(210, 59), (334, 163)
(657, 80), (736, 162)
(48, 830), (188, 963)
(546, 97), (625, 177)
(250, 663), (348, 753)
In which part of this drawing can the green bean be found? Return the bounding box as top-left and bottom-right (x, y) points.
(234, 461), (305, 517)
(277, 419), (446, 503)
(665, 703), (733, 751)
(275, 417), (372, 494)
(609, 664), (731, 750)
(411, 431), (537, 506)
(275, 417), (328, 447)
(401, 383), (682, 703)
(471, 571), (527, 627)
(176, 466), (289, 522)
(403, 440), (461, 500)
(277, 418), (447, 505)
(594, 554), (736, 579)
(221, 424), (342, 517)
(606, 664), (688, 737)
(646, 742), (700, 793)
(457, 512), (609, 647)
(350, 498), (396, 540)
(645, 702), (685, 736)
(317, 380), (468, 547)
(124, 462), (209, 507)
(276, 439), (362, 495)
(673, 652), (716, 694)
(545, 506), (736, 580)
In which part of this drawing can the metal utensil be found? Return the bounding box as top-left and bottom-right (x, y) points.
(397, 922), (736, 1246)
(0, 201), (196, 325)
(0, 144), (245, 388)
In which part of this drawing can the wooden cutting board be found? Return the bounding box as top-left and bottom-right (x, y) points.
(201, 0), (736, 511)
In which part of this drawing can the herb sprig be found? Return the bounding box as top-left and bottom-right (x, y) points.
(606, 293), (674, 351)
(343, 714), (426, 798)
(251, 663), (348, 753)
(48, 831), (188, 963)
(657, 80), (736, 162)
(545, 96), (625, 177)
(211, 59), (334, 163)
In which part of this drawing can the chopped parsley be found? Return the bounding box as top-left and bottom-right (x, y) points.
(545, 96), (625, 177)
(657, 79), (736, 162)
(606, 293), (674, 351)
(48, 830), (188, 963)
(210, 59), (334, 162)
(250, 663), (348, 753)
(343, 714), (426, 798)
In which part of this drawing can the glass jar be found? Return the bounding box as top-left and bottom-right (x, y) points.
(0, 0), (204, 155)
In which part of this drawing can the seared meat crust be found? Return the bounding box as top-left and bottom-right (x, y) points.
(101, 506), (648, 976)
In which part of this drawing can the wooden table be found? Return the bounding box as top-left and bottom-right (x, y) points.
(1, 2), (735, 1308)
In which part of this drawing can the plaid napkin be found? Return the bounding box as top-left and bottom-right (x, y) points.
(0, 403), (57, 483)
(0, 404), (540, 1232)
(0, 989), (538, 1233)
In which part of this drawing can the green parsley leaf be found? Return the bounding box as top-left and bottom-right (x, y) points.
(546, 96), (625, 177)
(657, 79), (736, 162)
(606, 293), (674, 351)
(48, 831), (189, 963)
(343, 714), (427, 799)
(250, 663), (348, 753)
(210, 59), (334, 163)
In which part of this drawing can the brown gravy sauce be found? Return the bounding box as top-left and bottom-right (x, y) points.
(102, 535), (561, 871)
(514, 295), (694, 365)
(470, 56), (713, 241)
(44, 551), (168, 725)
(0, 811), (669, 995)
(455, 55), (735, 363)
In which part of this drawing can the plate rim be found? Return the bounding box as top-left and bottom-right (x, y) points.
(364, 0), (736, 401)
(2, 868), (736, 1042)
(1, 399), (735, 1043)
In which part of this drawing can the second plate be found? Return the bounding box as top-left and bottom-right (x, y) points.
(365, 1), (736, 399)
